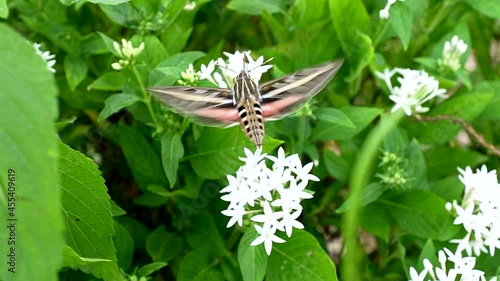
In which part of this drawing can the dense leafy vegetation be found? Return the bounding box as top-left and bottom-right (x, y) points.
(0, 0), (499, 280)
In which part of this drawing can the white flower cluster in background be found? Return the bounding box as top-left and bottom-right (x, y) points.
(33, 43), (56, 73)
(111, 39), (145, 70)
(376, 68), (447, 116)
(220, 147), (318, 255)
(177, 64), (200, 86)
(199, 50), (273, 88)
(446, 165), (500, 257)
(438, 35), (468, 72)
(409, 248), (497, 281)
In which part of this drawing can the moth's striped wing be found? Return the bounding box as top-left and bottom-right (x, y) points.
(259, 59), (344, 120)
(147, 86), (239, 127)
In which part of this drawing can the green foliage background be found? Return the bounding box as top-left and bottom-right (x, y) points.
(0, 0), (499, 280)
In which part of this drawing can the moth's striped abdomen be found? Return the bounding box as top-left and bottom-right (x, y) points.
(238, 102), (264, 148)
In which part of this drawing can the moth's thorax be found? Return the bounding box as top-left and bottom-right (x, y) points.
(232, 71), (265, 147)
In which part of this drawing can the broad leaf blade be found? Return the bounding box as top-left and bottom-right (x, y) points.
(161, 131), (185, 187)
(59, 142), (123, 281)
(0, 24), (63, 281)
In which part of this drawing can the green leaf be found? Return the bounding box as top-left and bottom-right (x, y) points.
(323, 150), (350, 182)
(161, 132), (184, 187)
(385, 189), (452, 240)
(137, 262), (168, 278)
(157, 51), (206, 70)
(99, 3), (141, 28)
(113, 221), (134, 270)
(314, 107), (356, 128)
(359, 203), (391, 241)
(146, 226), (184, 262)
(227, 0), (284, 15)
(119, 124), (168, 191)
(0, 24), (63, 281)
(460, 0), (500, 19)
(190, 126), (282, 179)
(267, 230), (338, 281)
(389, 2), (413, 50)
(337, 182), (385, 213)
(415, 93), (494, 144)
(424, 146), (488, 178)
(0, 0), (8, 18)
(177, 248), (223, 281)
(150, 66), (183, 86)
(88, 0), (129, 5)
(88, 72), (125, 91)
(98, 31), (120, 56)
(406, 140), (428, 189)
(329, 0), (373, 81)
(185, 213), (228, 258)
(238, 228), (268, 281)
(98, 94), (141, 122)
(64, 54), (88, 91)
(414, 57), (438, 70)
(62, 246), (112, 270)
(311, 106), (383, 141)
(469, 81), (500, 120)
(58, 142), (123, 281)
(55, 115), (77, 131)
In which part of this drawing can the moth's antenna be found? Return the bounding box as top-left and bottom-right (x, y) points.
(214, 60), (238, 75)
(247, 56), (274, 72)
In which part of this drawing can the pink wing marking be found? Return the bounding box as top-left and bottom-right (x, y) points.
(195, 107), (239, 122)
(261, 95), (303, 117)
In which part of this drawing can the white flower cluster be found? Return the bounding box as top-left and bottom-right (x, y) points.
(111, 39), (145, 71)
(199, 50), (273, 88)
(376, 68), (447, 116)
(438, 35), (468, 72)
(220, 147), (318, 255)
(177, 64), (200, 86)
(33, 43), (56, 73)
(409, 248), (497, 281)
(445, 165), (500, 257)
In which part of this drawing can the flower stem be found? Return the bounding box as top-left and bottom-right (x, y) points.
(341, 110), (405, 280)
(132, 66), (159, 128)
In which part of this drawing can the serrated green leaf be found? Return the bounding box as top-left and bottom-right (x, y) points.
(137, 262), (168, 278)
(0, 24), (63, 281)
(238, 228), (267, 281)
(88, 72), (125, 91)
(416, 93), (493, 144)
(146, 226), (184, 262)
(385, 189), (452, 240)
(62, 246), (112, 270)
(161, 132), (184, 187)
(178, 248), (223, 281)
(311, 106), (383, 141)
(267, 230), (338, 281)
(314, 107), (356, 128)
(228, 0), (284, 15)
(98, 94), (141, 122)
(119, 124), (168, 191)
(58, 142), (123, 281)
(190, 126), (283, 179)
(65, 54), (88, 91)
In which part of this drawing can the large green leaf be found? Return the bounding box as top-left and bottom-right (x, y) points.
(227, 0), (284, 15)
(415, 93), (493, 144)
(177, 248), (223, 281)
(146, 226), (184, 262)
(161, 131), (184, 187)
(0, 24), (63, 281)
(98, 93), (141, 122)
(460, 0), (500, 19)
(185, 213), (228, 258)
(329, 0), (373, 81)
(58, 142), (123, 281)
(311, 106), (383, 141)
(267, 230), (338, 281)
(389, 2), (413, 50)
(424, 146), (488, 178)
(119, 124), (168, 190)
(384, 189), (453, 240)
(190, 126), (282, 179)
(238, 228), (268, 281)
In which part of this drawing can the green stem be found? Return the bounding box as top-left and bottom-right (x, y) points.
(341, 110), (405, 281)
(132, 66), (159, 127)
